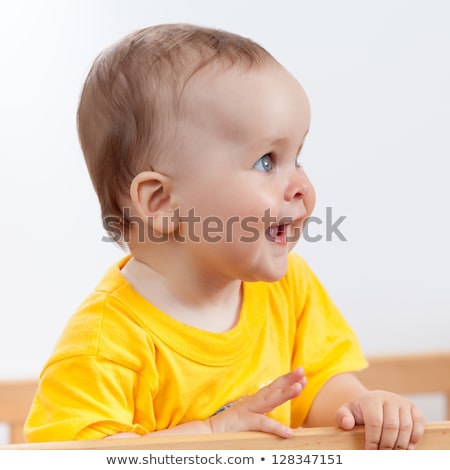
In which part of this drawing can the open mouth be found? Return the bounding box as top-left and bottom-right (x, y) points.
(265, 224), (288, 244)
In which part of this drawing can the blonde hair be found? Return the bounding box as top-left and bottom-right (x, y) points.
(77, 24), (274, 238)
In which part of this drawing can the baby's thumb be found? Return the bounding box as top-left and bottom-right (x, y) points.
(335, 404), (356, 430)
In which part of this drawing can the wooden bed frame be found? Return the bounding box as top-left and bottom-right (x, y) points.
(1, 351), (449, 449)
(2, 422), (449, 450)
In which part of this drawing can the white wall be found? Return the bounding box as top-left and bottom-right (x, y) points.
(1, 0), (449, 386)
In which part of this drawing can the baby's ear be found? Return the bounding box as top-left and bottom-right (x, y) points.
(130, 171), (177, 234)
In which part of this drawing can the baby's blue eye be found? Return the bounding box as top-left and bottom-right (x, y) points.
(253, 154), (273, 172)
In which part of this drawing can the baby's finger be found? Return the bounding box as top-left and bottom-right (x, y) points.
(408, 406), (425, 449)
(245, 413), (294, 439)
(391, 405), (413, 449)
(378, 402), (401, 449)
(247, 368), (305, 414)
(267, 367), (306, 392)
(362, 402), (384, 450)
(335, 404), (357, 430)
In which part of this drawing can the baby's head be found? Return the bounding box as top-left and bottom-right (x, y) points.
(77, 23), (279, 242)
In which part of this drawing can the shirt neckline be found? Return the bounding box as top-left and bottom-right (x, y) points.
(97, 256), (267, 366)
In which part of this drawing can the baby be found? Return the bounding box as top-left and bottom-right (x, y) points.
(25, 24), (424, 449)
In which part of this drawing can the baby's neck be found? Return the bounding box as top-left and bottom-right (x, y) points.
(121, 255), (242, 333)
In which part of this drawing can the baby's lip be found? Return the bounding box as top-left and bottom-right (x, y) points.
(265, 212), (307, 244)
(265, 223), (288, 244)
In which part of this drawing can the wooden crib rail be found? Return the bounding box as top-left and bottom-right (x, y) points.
(2, 422), (449, 450)
(0, 379), (37, 444)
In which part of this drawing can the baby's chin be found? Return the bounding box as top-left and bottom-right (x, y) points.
(241, 258), (290, 283)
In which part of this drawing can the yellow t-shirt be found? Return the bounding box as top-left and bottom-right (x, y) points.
(25, 253), (367, 442)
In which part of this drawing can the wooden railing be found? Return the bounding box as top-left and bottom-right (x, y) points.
(0, 379), (37, 444)
(2, 422), (449, 450)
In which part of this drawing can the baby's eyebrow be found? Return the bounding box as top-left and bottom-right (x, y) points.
(256, 128), (309, 155)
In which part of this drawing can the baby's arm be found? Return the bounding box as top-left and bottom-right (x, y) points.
(303, 372), (425, 449)
(105, 367), (306, 440)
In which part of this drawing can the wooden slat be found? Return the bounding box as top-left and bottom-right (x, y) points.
(2, 422), (449, 450)
(0, 379), (37, 443)
(0, 379), (37, 422)
(356, 352), (450, 394)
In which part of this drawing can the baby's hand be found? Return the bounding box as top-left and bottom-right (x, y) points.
(206, 367), (306, 438)
(336, 390), (425, 449)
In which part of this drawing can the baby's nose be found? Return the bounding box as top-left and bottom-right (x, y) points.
(284, 169), (311, 201)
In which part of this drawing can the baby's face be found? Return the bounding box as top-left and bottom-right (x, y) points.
(168, 61), (315, 282)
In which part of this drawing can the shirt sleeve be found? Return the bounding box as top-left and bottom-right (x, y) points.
(25, 356), (154, 442)
(287, 255), (368, 427)
(24, 287), (161, 443)
(24, 354), (155, 442)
